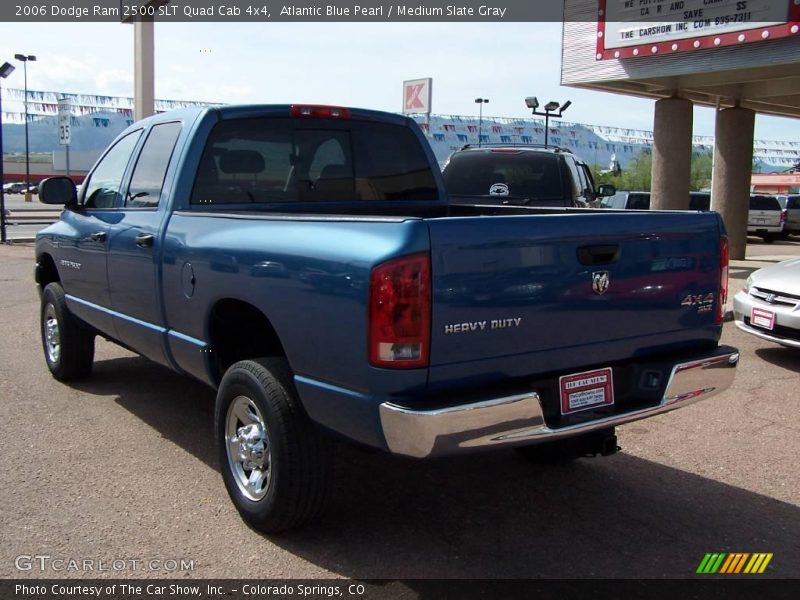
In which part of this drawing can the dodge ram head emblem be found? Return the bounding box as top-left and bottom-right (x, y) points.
(592, 271), (610, 295)
(489, 183), (509, 196)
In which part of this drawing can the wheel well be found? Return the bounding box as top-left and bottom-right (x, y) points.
(36, 253), (60, 290)
(209, 299), (286, 383)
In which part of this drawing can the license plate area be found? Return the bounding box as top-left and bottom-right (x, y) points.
(751, 307), (775, 331)
(559, 367), (614, 415)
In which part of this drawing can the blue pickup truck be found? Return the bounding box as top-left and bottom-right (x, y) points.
(35, 104), (739, 532)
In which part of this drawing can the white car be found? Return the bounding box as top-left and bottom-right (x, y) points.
(733, 257), (800, 349)
(2, 182), (26, 194)
(747, 195), (785, 243)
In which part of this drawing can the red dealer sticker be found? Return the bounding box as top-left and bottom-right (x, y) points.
(751, 307), (776, 331)
(559, 367), (614, 415)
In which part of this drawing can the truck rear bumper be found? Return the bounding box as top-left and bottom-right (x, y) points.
(379, 346), (739, 458)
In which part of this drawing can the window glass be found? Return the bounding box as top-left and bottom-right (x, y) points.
(750, 196), (780, 211)
(295, 129), (354, 201)
(126, 122), (182, 208)
(190, 118), (437, 205)
(581, 164), (596, 194)
(192, 119), (293, 204)
(561, 156), (581, 200)
(627, 193), (650, 210)
(83, 130), (142, 209)
(351, 123), (437, 200)
(443, 152), (564, 203)
(575, 163), (589, 195)
(787, 196), (800, 209)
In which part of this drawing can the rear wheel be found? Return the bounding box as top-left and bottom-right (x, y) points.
(215, 358), (331, 533)
(40, 283), (95, 380)
(514, 428), (618, 465)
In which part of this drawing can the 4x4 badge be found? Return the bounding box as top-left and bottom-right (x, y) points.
(592, 271), (610, 295)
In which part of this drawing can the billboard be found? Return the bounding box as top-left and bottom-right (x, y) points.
(402, 78), (432, 115)
(596, 0), (800, 60)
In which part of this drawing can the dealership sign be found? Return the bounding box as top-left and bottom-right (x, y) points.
(596, 0), (800, 60)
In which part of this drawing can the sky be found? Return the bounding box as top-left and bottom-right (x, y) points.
(1, 21), (799, 142)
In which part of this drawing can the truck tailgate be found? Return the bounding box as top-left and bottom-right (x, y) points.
(427, 211), (723, 384)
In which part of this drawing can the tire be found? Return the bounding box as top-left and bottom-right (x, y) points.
(215, 358), (331, 533)
(514, 428), (617, 465)
(40, 282), (95, 380)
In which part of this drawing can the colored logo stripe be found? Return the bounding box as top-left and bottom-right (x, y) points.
(697, 553), (773, 574)
(744, 553), (773, 574)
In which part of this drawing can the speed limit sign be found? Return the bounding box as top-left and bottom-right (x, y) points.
(58, 97), (71, 146)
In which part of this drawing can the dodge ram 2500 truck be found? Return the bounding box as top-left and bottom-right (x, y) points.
(35, 104), (739, 532)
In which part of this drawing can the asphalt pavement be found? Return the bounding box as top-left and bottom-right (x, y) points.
(0, 242), (798, 580)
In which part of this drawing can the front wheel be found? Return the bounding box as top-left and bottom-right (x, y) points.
(215, 358), (331, 533)
(40, 283), (95, 380)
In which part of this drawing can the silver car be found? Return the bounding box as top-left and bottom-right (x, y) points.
(747, 195), (784, 243)
(733, 257), (800, 349)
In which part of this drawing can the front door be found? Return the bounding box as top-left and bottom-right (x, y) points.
(60, 129), (143, 335)
(106, 121), (183, 366)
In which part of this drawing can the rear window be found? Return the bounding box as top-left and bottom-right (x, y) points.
(787, 196), (800, 209)
(749, 196), (781, 211)
(689, 193), (710, 211)
(191, 118), (437, 204)
(626, 193), (650, 210)
(443, 151), (564, 203)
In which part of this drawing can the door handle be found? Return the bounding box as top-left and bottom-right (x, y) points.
(135, 233), (155, 248)
(577, 244), (621, 266)
(89, 231), (107, 243)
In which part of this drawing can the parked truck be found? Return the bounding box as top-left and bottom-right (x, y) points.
(35, 104), (739, 532)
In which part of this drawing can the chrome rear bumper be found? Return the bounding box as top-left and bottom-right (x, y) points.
(379, 348), (739, 458)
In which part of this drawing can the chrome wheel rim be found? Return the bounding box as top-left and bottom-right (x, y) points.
(44, 303), (61, 365)
(225, 395), (271, 501)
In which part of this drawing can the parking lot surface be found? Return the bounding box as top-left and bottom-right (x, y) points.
(0, 242), (798, 579)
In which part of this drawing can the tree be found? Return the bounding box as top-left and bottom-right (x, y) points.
(591, 150), (651, 190)
(591, 150), (712, 191)
(689, 152), (712, 191)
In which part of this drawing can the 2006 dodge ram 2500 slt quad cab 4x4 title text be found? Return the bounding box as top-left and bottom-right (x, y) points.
(35, 105), (739, 532)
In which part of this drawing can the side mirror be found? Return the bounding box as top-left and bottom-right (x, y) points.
(39, 176), (77, 206)
(598, 184), (616, 197)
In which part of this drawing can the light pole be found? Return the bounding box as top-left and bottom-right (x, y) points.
(525, 97), (571, 148)
(14, 53), (35, 202)
(1, 61), (17, 243)
(474, 98), (488, 147)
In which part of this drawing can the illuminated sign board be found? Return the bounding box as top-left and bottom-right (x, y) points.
(596, 0), (800, 60)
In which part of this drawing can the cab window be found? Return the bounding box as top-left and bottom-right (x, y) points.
(82, 130), (142, 209)
(126, 122), (182, 208)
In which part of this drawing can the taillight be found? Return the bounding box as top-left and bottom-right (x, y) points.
(717, 236), (729, 325)
(368, 253), (431, 369)
(290, 105), (351, 119)
(780, 209), (788, 224)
